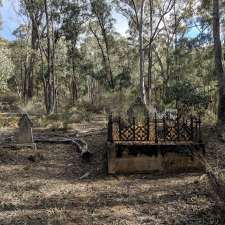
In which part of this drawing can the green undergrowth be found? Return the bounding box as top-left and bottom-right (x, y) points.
(218, 171), (225, 205)
(0, 115), (18, 128)
(0, 90), (218, 130)
(35, 105), (106, 129)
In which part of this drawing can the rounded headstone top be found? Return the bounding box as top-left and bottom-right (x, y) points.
(18, 114), (33, 128)
(127, 96), (150, 121)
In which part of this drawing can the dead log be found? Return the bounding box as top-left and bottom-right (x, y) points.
(71, 138), (92, 161)
(80, 172), (91, 179)
(34, 137), (92, 161)
(34, 138), (72, 144)
(0, 144), (36, 150)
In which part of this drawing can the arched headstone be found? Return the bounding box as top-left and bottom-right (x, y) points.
(15, 114), (34, 144)
(127, 96), (150, 122)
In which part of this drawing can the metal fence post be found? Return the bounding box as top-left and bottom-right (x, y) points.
(133, 117), (136, 141)
(107, 114), (113, 142)
(198, 115), (202, 143)
(155, 113), (158, 143)
(119, 117), (122, 140)
(146, 116), (150, 141)
(177, 117), (180, 141)
(195, 118), (198, 142)
(190, 117), (194, 141)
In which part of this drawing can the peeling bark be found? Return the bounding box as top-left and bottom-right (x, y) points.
(213, 0), (225, 124)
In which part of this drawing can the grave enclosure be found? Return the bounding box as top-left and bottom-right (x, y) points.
(0, 99), (205, 175)
(107, 113), (205, 174)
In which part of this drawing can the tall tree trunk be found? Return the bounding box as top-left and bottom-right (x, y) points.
(147, 0), (153, 104)
(102, 29), (114, 89)
(23, 63), (28, 103)
(44, 0), (56, 114)
(139, 0), (147, 104)
(89, 25), (113, 88)
(23, 0), (42, 102)
(213, 0), (225, 124)
(71, 75), (78, 104)
(27, 19), (39, 100)
(71, 43), (78, 104)
(71, 75), (78, 105)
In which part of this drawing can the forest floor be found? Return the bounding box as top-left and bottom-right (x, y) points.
(0, 122), (224, 225)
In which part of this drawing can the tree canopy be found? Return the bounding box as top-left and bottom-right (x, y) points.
(0, 0), (223, 124)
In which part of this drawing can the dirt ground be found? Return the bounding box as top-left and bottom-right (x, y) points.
(0, 125), (224, 225)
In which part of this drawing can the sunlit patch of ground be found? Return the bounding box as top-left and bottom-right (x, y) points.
(0, 128), (223, 225)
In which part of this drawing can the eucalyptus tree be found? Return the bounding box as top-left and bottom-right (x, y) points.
(114, 0), (174, 105)
(61, 0), (88, 104)
(11, 25), (31, 100)
(20, 0), (44, 101)
(157, 0), (194, 96)
(114, 0), (148, 103)
(20, 0), (59, 114)
(145, 0), (175, 103)
(212, 0), (225, 124)
(42, 0), (58, 114)
(0, 40), (14, 93)
(90, 0), (115, 89)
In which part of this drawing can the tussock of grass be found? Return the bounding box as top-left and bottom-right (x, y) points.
(0, 115), (18, 128)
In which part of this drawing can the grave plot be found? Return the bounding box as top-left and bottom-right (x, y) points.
(0, 128), (222, 225)
(107, 114), (205, 174)
(14, 114), (37, 150)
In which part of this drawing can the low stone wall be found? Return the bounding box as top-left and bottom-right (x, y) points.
(107, 143), (205, 174)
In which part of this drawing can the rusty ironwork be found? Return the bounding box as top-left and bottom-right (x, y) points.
(108, 114), (202, 143)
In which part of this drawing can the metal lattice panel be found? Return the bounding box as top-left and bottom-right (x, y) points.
(179, 122), (192, 141)
(135, 125), (148, 141)
(121, 127), (134, 141)
(108, 115), (202, 143)
(164, 126), (178, 141)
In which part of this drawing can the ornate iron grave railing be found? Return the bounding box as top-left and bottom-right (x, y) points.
(107, 114), (202, 144)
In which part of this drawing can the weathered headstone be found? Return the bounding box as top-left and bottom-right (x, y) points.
(15, 114), (34, 145)
(127, 96), (150, 122)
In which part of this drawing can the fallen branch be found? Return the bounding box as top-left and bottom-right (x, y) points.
(71, 138), (92, 161)
(34, 137), (92, 161)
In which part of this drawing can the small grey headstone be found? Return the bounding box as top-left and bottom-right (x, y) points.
(127, 96), (150, 122)
(15, 114), (34, 144)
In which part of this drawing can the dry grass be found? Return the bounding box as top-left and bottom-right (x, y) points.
(0, 126), (223, 225)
